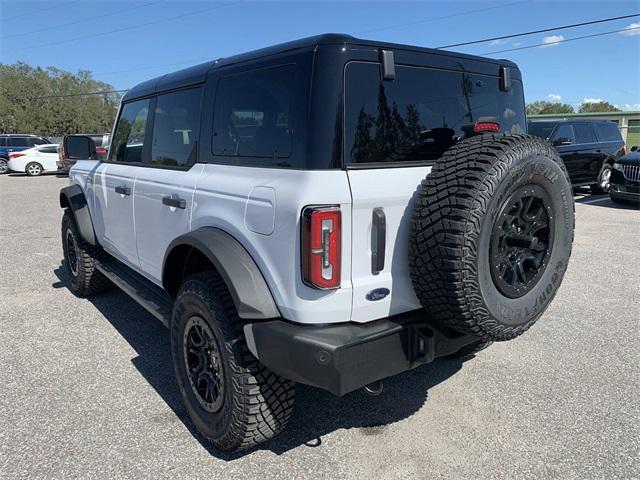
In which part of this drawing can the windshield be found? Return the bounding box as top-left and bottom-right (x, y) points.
(528, 122), (557, 140)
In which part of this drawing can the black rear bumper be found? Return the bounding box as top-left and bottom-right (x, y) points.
(244, 311), (479, 396)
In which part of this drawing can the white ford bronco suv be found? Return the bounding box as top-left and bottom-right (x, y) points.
(59, 34), (574, 452)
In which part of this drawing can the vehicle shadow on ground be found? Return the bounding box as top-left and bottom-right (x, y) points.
(53, 264), (467, 460)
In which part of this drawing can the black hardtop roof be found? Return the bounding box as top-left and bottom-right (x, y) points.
(123, 33), (519, 102)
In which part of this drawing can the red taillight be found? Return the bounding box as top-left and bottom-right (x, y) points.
(474, 121), (500, 133)
(9, 152), (25, 158)
(302, 206), (341, 289)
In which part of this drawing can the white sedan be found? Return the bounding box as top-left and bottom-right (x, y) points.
(8, 144), (60, 176)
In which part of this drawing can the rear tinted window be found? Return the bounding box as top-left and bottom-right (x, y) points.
(528, 123), (557, 140)
(573, 124), (597, 144)
(593, 122), (622, 142)
(9, 137), (29, 147)
(345, 63), (526, 164)
(150, 87), (202, 167)
(39, 146), (58, 154)
(212, 64), (295, 165)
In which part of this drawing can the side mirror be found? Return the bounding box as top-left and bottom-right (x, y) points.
(64, 135), (97, 160)
(554, 137), (572, 146)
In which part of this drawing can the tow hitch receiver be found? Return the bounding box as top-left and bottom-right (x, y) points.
(245, 311), (481, 396)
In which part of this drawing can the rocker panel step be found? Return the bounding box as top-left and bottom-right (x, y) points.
(95, 258), (173, 327)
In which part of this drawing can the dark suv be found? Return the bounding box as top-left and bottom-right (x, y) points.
(0, 134), (51, 174)
(528, 120), (626, 193)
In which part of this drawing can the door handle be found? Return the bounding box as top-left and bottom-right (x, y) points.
(162, 195), (186, 209)
(115, 185), (131, 196)
(371, 208), (386, 274)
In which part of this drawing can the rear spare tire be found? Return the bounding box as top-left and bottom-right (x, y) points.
(409, 134), (574, 341)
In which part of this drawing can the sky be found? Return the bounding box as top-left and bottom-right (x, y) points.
(1, 0), (639, 110)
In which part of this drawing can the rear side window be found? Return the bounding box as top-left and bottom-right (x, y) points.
(212, 64), (294, 164)
(552, 124), (575, 143)
(9, 137), (29, 147)
(573, 124), (597, 144)
(345, 63), (526, 164)
(39, 146), (58, 154)
(150, 87), (202, 167)
(0, 137), (6, 147)
(110, 99), (150, 163)
(593, 122), (622, 142)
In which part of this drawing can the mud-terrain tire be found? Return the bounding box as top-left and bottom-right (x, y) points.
(61, 210), (111, 296)
(171, 272), (295, 452)
(409, 134), (574, 342)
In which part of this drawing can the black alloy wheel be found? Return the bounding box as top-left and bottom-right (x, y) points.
(490, 185), (554, 298)
(183, 315), (225, 413)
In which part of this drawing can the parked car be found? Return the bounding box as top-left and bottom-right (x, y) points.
(7, 144), (60, 176)
(0, 134), (51, 174)
(528, 120), (626, 193)
(57, 133), (110, 171)
(610, 150), (640, 205)
(59, 34), (574, 452)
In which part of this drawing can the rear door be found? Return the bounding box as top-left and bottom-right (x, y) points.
(133, 86), (204, 283)
(344, 61), (526, 322)
(571, 123), (601, 185)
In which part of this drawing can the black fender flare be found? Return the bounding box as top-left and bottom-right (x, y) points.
(163, 228), (280, 320)
(59, 185), (96, 245)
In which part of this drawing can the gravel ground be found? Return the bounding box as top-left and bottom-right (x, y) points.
(0, 174), (638, 480)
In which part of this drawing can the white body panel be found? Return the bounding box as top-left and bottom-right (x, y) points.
(8, 145), (59, 173)
(134, 165), (204, 282)
(347, 166), (431, 322)
(92, 163), (141, 268)
(192, 164), (353, 325)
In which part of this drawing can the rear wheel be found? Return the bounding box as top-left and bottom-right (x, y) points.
(171, 272), (295, 452)
(590, 164), (612, 194)
(0, 158), (8, 174)
(25, 162), (43, 176)
(409, 134), (575, 342)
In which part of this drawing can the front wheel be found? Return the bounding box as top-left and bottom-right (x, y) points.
(61, 210), (111, 296)
(0, 158), (8, 174)
(26, 162), (43, 176)
(171, 272), (295, 452)
(591, 164), (612, 194)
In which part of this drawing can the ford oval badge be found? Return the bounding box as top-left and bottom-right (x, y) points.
(366, 288), (390, 301)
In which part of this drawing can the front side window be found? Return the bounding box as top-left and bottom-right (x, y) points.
(150, 87), (202, 167)
(528, 122), (557, 140)
(212, 64), (294, 164)
(32, 137), (49, 146)
(552, 124), (575, 143)
(573, 124), (597, 144)
(110, 99), (150, 163)
(345, 63), (526, 164)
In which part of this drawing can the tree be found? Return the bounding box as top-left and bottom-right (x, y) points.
(578, 101), (620, 113)
(0, 62), (121, 136)
(526, 101), (575, 115)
